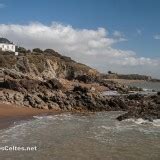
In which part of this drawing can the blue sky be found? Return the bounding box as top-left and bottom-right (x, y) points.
(0, 0), (160, 77)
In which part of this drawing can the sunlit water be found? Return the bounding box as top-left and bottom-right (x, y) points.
(0, 112), (160, 160)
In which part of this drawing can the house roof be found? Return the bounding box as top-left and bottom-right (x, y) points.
(0, 38), (13, 44)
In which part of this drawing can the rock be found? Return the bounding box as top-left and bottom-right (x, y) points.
(14, 93), (24, 101)
(116, 113), (129, 121)
(4, 79), (22, 91)
(127, 94), (143, 100)
(23, 100), (30, 107)
(48, 102), (60, 110)
(75, 75), (95, 83)
(73, 85), (89, 93)
(41, 105), (49, 109)
(108, 99), (120, 109)
(91, 87), (96, 92)
(3, 69), (25, 79)
(117, 94), (160, 121)
(117, 98), (128, 110)
(66, 105), (72, 110)
(25, 94), (45, 108)
(44, 79), (63, 90)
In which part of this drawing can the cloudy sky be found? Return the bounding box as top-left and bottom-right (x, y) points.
(0, 0), (160, 78)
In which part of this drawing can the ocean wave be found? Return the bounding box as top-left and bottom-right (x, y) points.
(124, 118), (160, 127)
(33, 113), (73, 121)
(153, 119), (160, 127)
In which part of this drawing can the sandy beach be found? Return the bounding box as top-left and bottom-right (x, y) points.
(0, 103), (59, 130)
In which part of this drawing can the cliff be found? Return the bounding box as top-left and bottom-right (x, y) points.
(0, 50), (99, 81)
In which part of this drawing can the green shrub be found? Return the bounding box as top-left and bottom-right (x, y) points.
(33, 48), (43, 53)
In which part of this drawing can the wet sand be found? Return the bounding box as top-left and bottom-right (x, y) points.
(0, 103), (59, 130)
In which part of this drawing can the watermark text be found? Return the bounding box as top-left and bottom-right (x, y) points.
(0, 146), (37, 152)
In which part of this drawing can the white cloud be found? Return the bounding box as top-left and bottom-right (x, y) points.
(0, 3), (5, 8)
(0, 22), (159, 78)
(154, 34), (160, 40)
(136, 29), (142, 35)
(113, 30), (127, 42)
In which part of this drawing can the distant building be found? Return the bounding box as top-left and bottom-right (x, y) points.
(0, 38), (16, 52)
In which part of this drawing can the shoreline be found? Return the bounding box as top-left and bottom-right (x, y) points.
(106, 79), (145, 84)
(0, 103), (61, 130)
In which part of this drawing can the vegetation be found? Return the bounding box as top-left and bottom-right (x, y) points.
(33, 48), (43, 53)
(17, 47), (27, 53)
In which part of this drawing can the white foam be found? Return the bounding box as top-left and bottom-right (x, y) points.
(33, 115), (44, 119)
(143, 88), (152, 92)
(124, 118), (150, 125)
(123, 118), (136, 123)
(153, 119), (160, 127)
(135, 118), (149, 124)
(33, 113), (73, 121)
(124, 118), (160, 127)
(100, 125), (111, 130)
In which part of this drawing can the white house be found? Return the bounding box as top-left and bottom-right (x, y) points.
(0, 38), (16, 52)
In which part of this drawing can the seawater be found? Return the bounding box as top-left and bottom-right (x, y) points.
(0, 112), (160, 160)
(127, 81), (160, 92)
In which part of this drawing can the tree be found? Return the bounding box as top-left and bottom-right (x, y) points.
(17, 47), (27, 53)
(44, 49), (61, 57)
(33, 48), (43, 53)
(108, 71), (112, 74)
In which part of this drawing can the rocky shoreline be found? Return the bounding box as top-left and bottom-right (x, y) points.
(1, 75), (159, 121)
(0, 51), (160, 121)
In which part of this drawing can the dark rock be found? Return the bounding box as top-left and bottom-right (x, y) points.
(116, 113), (129, 121)
(75, 75), (95, 83)
(44, 79), (63, 90)
(4, 79), (22, 91)
(73, 85), (89, 93)
(117, 94), (160, 121)
(127, 94), (143, 100)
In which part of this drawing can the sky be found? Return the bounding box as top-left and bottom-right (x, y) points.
(0, 0), (160, 78)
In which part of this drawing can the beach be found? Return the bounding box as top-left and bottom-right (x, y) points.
(0, 103), (59, 130)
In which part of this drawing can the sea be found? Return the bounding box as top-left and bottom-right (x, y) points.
(124, 81), (160, 92)
(0, 81), (160, 160)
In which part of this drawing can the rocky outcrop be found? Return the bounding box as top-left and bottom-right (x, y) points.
(0, 52), (98, 81)
(0, 50), (159, 121)
(1, 75), (160, 120)
(0, 77), (128, 111)
(117, 93), (160, 121)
